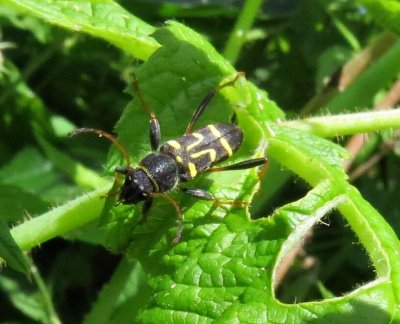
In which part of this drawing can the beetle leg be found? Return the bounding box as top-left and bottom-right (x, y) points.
(150, 193), (183, 244)
(180, 188), (248, 207)
(131, 73), (161, 151)
(207, 157), (268, 181)
(185, 72), (245, 134)
(139, 198), (153, 224)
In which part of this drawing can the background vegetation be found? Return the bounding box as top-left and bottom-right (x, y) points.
(1, 0), (400, 323)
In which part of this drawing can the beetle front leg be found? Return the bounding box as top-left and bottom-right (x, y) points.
(139, 198), (153, 224)
(149, 193), (183, 244)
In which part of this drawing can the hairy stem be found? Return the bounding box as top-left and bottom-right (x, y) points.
(283, 109), (400, 137)
(11, 187), (110, 251)
(31, 263), (62, 324)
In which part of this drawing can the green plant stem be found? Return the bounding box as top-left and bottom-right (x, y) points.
(10, 187), (110, 251)
(282, 109), (400, 137)
(223, 0), (264, 65)
(331, 16), (360, 51)
(30, 263), (61, 324)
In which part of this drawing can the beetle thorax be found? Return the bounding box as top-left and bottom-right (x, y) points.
(118, 152), (179, 205)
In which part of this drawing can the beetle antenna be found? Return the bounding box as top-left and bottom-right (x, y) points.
(69, 128), (131, 167)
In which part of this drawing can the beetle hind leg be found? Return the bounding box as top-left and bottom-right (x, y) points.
(208, 157), (269, 182)
(185, 72), (245, 134)
(180, 188), (249, 207)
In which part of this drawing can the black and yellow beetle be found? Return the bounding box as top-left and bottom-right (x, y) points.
(69, 73), (267, 244)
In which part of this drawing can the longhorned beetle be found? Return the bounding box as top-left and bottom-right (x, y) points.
(69, 73), (267, 244)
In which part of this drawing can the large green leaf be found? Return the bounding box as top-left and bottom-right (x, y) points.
(101, 22), (399, 322)
(2, 0), (159, 60)
(100, 21), (282, 254)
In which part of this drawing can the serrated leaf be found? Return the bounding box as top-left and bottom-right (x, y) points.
(3, 0), (160, 60)
(267, 124), (350, 186)
(135, 181), (395, 322)
(100, 21), (284, 252)
(95, 21), (400, 322)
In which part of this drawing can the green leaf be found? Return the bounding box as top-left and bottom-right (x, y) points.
(0, 147), (59, 196)
(0, 265), (60, 323)
(359, 0), (400, 35)
(0, 148), (49, 274)
(267, 125), (349, 186)
(36, 135), (108, 190)
(84, 258), (151, 324)
(0, 274), (47, 321)
(99, 21), (399, 322)
(136, 181), (393, 322)
(0, 146), (81, 204)
(265, 124), (400, 305)
(99, 21), (282, 252)
(0, 5), (52, 43)
(0, 184), (48, 224)
(0, 217), (29, 274)
(2, 0), (160, 60)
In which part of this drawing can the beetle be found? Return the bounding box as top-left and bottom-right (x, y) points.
(69, 72), (267, 244)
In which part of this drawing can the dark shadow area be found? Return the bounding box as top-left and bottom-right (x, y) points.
(275, 209), (375, 303)
(33, 239), (122, 324)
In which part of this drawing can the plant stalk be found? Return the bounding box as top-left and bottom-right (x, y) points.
(283, 109), (400, 137)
